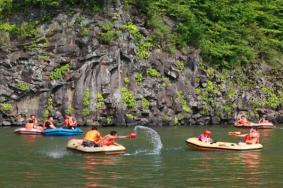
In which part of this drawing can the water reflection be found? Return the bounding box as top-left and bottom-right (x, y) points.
(82, 155), (120, 188)
(21, 135), (38, 145)
(239, 151), (262, 187)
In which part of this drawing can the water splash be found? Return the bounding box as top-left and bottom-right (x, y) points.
(134, 125), (163, 155)
(39, 146), (70, 159)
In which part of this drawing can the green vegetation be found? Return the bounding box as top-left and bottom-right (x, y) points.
(142, 98), (149, 110)
(134, 73), (143, 83)
(127, 0), (283, 68)
(123, 77), (129, 84)
(176, 91), (191, 113)
(95, 93), (105, 110)
(121, 87), (136, 109)
(123, 22), (154, 59)
(82, 89), (91, 117)
(15, 82), (30, 91)
(147, 68), (161, 78)
(43, 97), (53, 118)
(0, 103), (12, 112)
(126, 113), (134, 120)
(106, 116), (112, 125)
(176, 60), (185, 72)
(49, 64), (70, 80)
(65, 104), (74, 114)
(98, 21), (119, 44)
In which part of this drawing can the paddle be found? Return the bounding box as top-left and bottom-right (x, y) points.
(228, 131), (247, 137)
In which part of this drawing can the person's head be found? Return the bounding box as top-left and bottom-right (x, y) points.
(203, 130), (212, 136)
(241, 115), (245, 119)
(28, 120), (33, 123)
(30, 114), (35, 119)
(250, 127), (258, 133)
(45, 121), (51, 127)
(110, 131), (117, 136)
(48, 115), (53, 121)
(91, 126), (98, 130)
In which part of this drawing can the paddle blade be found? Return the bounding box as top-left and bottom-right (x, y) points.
(128, 133), (137, 139)
(228, 131), (241, 136)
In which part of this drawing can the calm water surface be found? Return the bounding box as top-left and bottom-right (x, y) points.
(0, 126), (282, 188)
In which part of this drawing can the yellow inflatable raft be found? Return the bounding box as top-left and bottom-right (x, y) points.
(186, 137), (263, 151)
(67, 139), (126, 155)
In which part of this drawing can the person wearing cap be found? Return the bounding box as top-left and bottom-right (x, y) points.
(82, 126), (102, 147)
(198, 130), (213, 143)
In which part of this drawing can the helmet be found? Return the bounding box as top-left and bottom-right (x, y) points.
(204, 130), (212, 135)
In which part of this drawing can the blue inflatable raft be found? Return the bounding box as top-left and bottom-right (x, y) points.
(43, 127), (83, 136)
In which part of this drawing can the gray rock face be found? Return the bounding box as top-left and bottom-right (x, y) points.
(0, 4), (282, 127)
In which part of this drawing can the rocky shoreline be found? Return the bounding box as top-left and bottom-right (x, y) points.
(1, 3), (283, 127)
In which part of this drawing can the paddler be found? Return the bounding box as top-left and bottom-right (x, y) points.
(198, 130), (213, 143)
(243, 128), (260, 144)
(43, 116), (56, 129)
(238, 115), (250, 126)
(29, 114), (38, 128)
(99, 131), (128, 146)
(63, 114), (77, 129)
(82, 126), (102, 147)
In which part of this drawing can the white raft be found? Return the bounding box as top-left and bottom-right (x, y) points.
(14, 127), (43, 135)
(186, 137), (263, 151)
(67, 139), (126, 155)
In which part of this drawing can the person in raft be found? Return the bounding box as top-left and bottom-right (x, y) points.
(243, 128), (260, 144)
(28, 114), (38, 128)
(198, 130), (213, 143)
(99, 131), (128, 146)
(25, 119), (35, 129)
(43, 116), (56, 129)
(258, 116), (270, 124)
(82, 126), (102, 147)
(238, 115), (250, 126)
(63, 114), (77, 129)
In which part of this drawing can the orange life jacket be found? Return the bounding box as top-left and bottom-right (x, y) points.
(64, 117), (77, 127)
(99, 135), (116, 146)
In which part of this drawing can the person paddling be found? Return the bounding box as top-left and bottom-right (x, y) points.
(99, 131), (129, 146)
(243, 128), (260, 144)
(29, 114), (38, 128)
(43, 116), (56, 129)
(238, 115), (250, 126)
(198, 130), (213, 143)
(64, 114), (77, 129)
(82, 126), (102, 147)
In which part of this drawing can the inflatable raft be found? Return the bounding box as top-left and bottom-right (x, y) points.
(14, 127), (43, 135)
(234, 122), (275, 129)
(186, 137), (263, 151)
(43, 127), (83, 136)
(67, 139), (126, 154)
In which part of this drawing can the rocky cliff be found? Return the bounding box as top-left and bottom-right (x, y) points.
(1, 1), (283, 126)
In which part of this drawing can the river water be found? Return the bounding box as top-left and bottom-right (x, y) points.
(0, 126), (282, 188)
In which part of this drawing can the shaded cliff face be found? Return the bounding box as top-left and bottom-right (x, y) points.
(1, 3), (283, 126)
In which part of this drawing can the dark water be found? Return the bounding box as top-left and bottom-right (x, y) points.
(0, 126), (283, 188)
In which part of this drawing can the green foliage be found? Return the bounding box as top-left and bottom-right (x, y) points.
(0, 22), (16, 32)
(123, 77), (129, 84)
(49, 64), (70, 80)
(95, 93), (105, 110)
(126, 113), (134, 120)
(206, 68), (215, 79)
(42, 109), (49, 119)
(43, 97), (53, 118)
(98, 21), (119, 44)
(147, 68), (161, 78)
(0, 103), (12, 112)
(142, 98), (149, 110)
(121, 87), (136, 109)
(106, 116), (112, 125)
(24, 36), (48, 51)
(129, 0), (283, 67)
(134, 73), (143, 83)
(176, 91), (191, 113)
(176, 60), (185, 72)
(65, 104), (73, 114)
(122, 22), (142, 40)
(137, 39), (153, 59)
(82, 89), (91, 117)
(15, 82), (30, 91)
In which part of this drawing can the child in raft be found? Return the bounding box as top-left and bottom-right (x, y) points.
(99, 131), (129, 146)
(198, 130), (213, 143)
(237, 128), (260, 145)
(237, 115), (250, 126)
